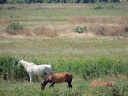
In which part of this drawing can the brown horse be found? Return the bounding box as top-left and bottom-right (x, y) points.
(41, 72), (72, 90)
(91, 80), (115, 87)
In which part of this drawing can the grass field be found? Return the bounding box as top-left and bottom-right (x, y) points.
(0, 37), (128, 96)
(0, 37), (128, 61)
(0, 3), (128, 96)
(0, 3), (128, 38)
(0, 76), (128, 96)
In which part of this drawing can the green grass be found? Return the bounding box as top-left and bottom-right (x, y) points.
(0, 81), (41, 96)
(0, 80), (87, 96)
(0, 37), (128, 61)
(0, 3), (128, 27)
(0, 78), (128, 96)
(0, 37), (128, 96)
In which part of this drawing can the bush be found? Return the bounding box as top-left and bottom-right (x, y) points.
(75, 26), (86, 33)
(6, 22), (23, 35)
(125, 27), (128, 32)
(7, 7), (18, 10)
(94, 6), (103, 10)
(0, 54), (28, 81)
(0, 0), (6, 4)
(7, 22), (23, 31)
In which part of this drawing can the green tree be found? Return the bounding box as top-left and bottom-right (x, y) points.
(36, 0), (43, 3)
(0, 0), (6, 4)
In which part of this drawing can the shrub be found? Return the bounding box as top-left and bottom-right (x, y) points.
(94, 6), (103, 10)
(0, 54), (28, 81)
(6, 22), (23, 35)
(125, 27), (128, 32)
(75, 26), (86, 33)
(0, 0), (6, 4)
(7, 7), (18, 10)
(7, 22), (23, 31)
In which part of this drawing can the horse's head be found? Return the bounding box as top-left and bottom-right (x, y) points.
(41, 83), (45, 90)
(17, 60), (23, 66)
(41, 74), (51, 90)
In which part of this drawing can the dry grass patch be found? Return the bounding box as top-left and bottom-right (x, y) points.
(33, 26), (58, 38)
(5, 27), (31, 36)
(95, 25), (128, 36)
(70, 16), (128, 37)
(0, 18), (10, 24)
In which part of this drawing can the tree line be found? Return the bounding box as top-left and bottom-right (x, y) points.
(0, 0), (120, 4)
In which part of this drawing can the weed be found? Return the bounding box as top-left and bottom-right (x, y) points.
(125, 27), (128, 32)
(7, 6), (19, 10)
(94, 6), (103, 10)
(7, 22), (23, 31)
(5, 22), (23, 35)
(75, 26), (86, 33)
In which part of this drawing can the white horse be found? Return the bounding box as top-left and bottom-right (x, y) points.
(18, 60), (52, 82)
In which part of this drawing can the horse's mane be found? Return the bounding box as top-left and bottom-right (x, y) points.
(20, 60), (35, 70)
(44, 72), (52, 81)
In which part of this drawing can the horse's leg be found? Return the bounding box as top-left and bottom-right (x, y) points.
(29, 73), (33, 83)
(49, 82), (55, 88)
(68, 82), (72, 89)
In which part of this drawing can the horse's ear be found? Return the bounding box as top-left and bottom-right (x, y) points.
(21, 59), (23, 61)
(19, 60), (23, 63)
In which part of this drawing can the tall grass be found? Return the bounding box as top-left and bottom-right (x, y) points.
(0, 54), (127, 81)
(53, 57), (128, 80)
(91, 82), (128, 96)
(0, 54), (28, 81)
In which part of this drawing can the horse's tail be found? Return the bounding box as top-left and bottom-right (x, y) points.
(68, 73), (73, 88)
(66, 72), (72, 83)
(70, 74), (73, 83)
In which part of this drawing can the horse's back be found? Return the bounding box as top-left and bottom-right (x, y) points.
(53, 72), (72, 77)
(52, 72), (72, 83)
(27, 64), (52, 75)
